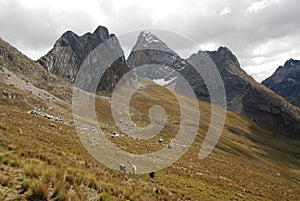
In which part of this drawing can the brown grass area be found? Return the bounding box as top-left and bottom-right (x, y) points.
(0, 79), (300, 200)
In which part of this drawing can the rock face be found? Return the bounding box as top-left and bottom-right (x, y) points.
(127, 32), (300, 138)
(127, 31), (183, 84)
(38, 26), (130, 90)
(187, 47), (253, 106)
(127, 31), (210, 99)
(190, 50), (300, 138)
(262, 59), (300, 107)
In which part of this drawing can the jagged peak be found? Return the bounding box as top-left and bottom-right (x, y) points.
(217, 46), (231, 52)
(191, 46), (235, 57)
(54, 26), (112, 49)
(93, 26), (109, 39)
(60, 30), (79, 39)
(138, 31), (162, 43)
(131, 31), (176, 54)
(189, 46), (240, 67)
(284, 58), (300, 67)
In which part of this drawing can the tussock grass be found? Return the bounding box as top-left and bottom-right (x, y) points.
(29, 179), (48, 200)
(21, 178), (30, 192)
(0, 80), (300, 200)
(67, 189), (80, 201)
(52, 182), (69, 201)
(0, 152), (22, 167)
(0, 173), (11, 187)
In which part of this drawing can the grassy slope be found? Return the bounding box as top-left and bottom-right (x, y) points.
(0, 80), (299, 200)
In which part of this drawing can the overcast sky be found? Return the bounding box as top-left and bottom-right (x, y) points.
(0, 0), (299, 82)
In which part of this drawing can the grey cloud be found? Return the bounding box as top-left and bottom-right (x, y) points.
(0, 0), (96, 58)
(0, 0), (299, 81)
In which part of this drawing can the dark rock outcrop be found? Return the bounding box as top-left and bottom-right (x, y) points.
(188, 48), (300, 138)
(127, 31), (300, 138)
(38, 26), (130, 90)
(262, 59), (300, 107)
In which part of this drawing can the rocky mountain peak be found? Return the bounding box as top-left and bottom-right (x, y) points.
(209, 46), (241, 71)
(131, 31), (176, 54)
(262, 58), (300, 107)
(93, 25), (109, 40)
(60, 30), (77, 40)
(283, 58), (300, 68)
(54, 31), (80, 53)
(188, 49), (300, 138)
(128, 33), (300, 137)
(37, 25), (130, 90)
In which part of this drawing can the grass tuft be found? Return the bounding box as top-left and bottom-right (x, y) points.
(29, 179), (48, 200)
(24, 163), (42, 178)
(0, 173), (11, 186)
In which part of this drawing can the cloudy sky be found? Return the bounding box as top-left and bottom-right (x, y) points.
(0, 0), (299, 82)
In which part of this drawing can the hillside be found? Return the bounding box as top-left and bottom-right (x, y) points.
(0, 37), (300, 200)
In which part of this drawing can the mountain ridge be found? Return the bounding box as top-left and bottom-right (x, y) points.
(128, 31), (300, 138)
(262, 58), (300, 107)
(37, 26), (130, 90)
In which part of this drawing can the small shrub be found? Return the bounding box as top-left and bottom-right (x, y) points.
(67, 189), (80, 201)
(100, 193), (111, 201)
(65, 167), (77, 185)
(73, 185), (86, 200)
(55, 167), (65, 182)
(84, 174), (101, 191)
(0, 152), (21, 167)
(41, 168), (54, 184)
(13, 195), (27, 201)
(24, 163), (42, 178)
(52, 182), (69, 201)
(8, 144), (17, 151)
(38, 153), (53, 165)
(74, 173), (84, 186)
(22, 178), (31, 192)
(12, 194), (26, 201)
(65, 174), (75, 185)
(0, 174), (10, 186)
(30, 179), (48, 200)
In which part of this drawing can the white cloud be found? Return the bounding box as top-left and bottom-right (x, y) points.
(199, 43), (219, 51)
(219, 7), (231, 16)
(246, 0), (280, 14)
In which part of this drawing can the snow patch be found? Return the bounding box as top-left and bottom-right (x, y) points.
(142, 31), (160, 44)
(153, 77), (177, 86)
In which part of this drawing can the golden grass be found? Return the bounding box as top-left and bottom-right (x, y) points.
(0, 80), (300, 200)
(29, 179), (48, 200)
(0, 173), (10, 187)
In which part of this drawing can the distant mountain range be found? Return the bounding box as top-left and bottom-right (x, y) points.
(262, 59), (300, 108)
(1, 29), (300, 200)
(128, 31), (300, 138)
(2, 25), (300, 138)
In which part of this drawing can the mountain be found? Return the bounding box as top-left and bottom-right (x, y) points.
(0, 37), (73, 102)
(127, 31), (183, 84)
(1, 34), (300, 200)
(38, 26), (130, 90)
(127, 31), (211, 100)
(128, 32), (300, 138)
(262, 59), (300, 107)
